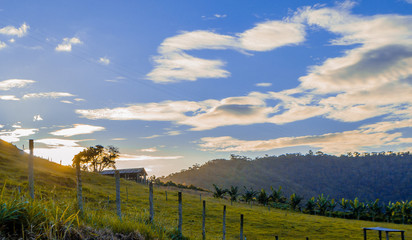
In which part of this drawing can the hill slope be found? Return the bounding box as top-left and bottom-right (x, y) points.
(1, 140), (412, 239)
(163, 153), (412, 203)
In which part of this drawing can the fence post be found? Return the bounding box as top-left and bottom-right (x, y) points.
(149, 181), (154, 222)
(223, 205), (226, 240)
(275, 236), (278, 240)
(76, 159), (83, 215)
(240, 214), (244, 240)
(28, 139), (34, 199)
(306, 237), (309, 240)
(126, 186), (128, 202)
(165, 191), (168, 201)
(202, 200), (206, 240)
(178, 192), (183, 235)
(200, 193), (202, 202)
(115, 170), (121, 220)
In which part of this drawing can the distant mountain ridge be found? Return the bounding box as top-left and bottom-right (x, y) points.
(163, 153), (412, 203)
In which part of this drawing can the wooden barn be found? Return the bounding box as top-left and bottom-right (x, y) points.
(100, 168), (148, 182)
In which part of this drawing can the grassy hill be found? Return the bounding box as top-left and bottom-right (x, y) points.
(163, 153), (412, 203)
(1, 140), (411, 239)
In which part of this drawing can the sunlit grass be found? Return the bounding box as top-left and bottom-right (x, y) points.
(1, 140), (412, 239)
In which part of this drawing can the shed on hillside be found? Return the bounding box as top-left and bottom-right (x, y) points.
(100, 168), (148, 182)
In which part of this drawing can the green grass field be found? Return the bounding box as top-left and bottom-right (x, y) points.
(1, 140), (411, 239)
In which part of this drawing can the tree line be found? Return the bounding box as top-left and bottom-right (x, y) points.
(212, 184), (412, 224)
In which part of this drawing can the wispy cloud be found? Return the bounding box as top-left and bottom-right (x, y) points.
(117, 153), (183, 161)
(0, 23), (29, 37)
(0, 41), (6, 50)
(98, 57), (110, 65)
(0, 128), (37, 142)
(147, 19), (305, 83)
(112, 138), (126, 141)
(23, 92), (74, 99)
(198, 119), (410, 154)
(0, 79), (35, 91)
(140, 147), (157, 152)
(55, 37), (82, 52)
(33, 115), (43, 121)
(50, 124), (105, 137)
(255, 83), (272, 87)
(0, 95), (19, 101)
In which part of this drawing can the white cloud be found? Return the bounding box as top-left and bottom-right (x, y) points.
(0, 41), (6, 50)
(198, 128), (405, 155)
(23, 92), (74, 99)
(74, 98), (85, 102)
(99, 57), (110, 65)
(0, 79), (35, 91)
(0, 23), (29, 37)
(50, 124), (105, 137)
(0, 95), (19, 101)
(140, 147), (157, 152)
(255, 82), (272, 87)
(9, 38), (15, 43)
(147, 52), (230, 83)
(33, 115), (43, 121)
(61, 100), (73, 104)
(239, 21), (305, 51)
(0, 125), (3, 128)
(147, 20), (305, 83)
(55, 37), (82, 52)
(112, 138), (126, 141)
(0, 128), (37, 142)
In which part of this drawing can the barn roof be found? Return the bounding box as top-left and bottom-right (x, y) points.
(100, 168), (147, 175)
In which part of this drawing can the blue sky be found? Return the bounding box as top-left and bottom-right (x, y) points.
(0, 0), (411, 177)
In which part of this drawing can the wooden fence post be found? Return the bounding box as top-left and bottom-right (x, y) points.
(115, 170), (121, 220)
(149, 181), (154, 222)
(178, 192), (183, 235)
(223, 205), (226, 240)
(240, 214), (244, 240)
(200, 194), (202, 202)
(76, 159), (83, 215)
(165, 191), (168, 201)
(28, 139), (34, 199)
(202, 200), (206, 240)
(275, 236), (278, 240)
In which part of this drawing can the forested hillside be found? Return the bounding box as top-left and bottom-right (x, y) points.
(163, 152), (412, 203)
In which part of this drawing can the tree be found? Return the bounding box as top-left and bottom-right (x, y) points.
(212, 184), (227, 199)
(227, 186), (240, 205)
(366, 199), (381, 222)
(270, 186), (285, 203)
(289, 193), (303, 211)
(241, 186), (257, 204)
(305, 197), (316, 214)
(256, 189), (270, 206)
(316, 194), (330, 216)
(349, 198), (365, 220)
(339, 198), (350, 219)
(72, 145), (119, 172)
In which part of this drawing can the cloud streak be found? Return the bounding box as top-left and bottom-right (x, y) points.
(0, 79), (35, 91)
(55, 37), (82, 52)
(50, 124), (105, 137)
(0, 23), (29, 37)
(147, 20), (305, 83)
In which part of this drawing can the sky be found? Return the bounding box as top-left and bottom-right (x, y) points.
(0, 0), (411, 177)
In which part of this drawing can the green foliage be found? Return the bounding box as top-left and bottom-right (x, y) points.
(227, 185), (240, 203)
(256, 189), (270, 206)
(73, 145), (119, 172)
(212, 184), (227, 198)
(241, 186), (257, 203)
(290, 193), (303, 211)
